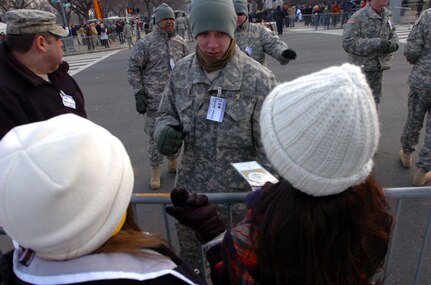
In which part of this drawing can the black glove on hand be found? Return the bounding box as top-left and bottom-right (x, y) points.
(282, 49), (297, 60)
(134, 90), (148, 115)
(380, 39), (399, 54)
(156, 125), (182, 155)
(166, 188), (226, 244)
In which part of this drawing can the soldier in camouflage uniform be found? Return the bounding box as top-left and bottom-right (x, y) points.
(399, 9), (431, 186)
(128, 3), (188, 190)
(342, 0), (399, 106)
(233, 0), (297, 66)
(155, 0), (279, 268)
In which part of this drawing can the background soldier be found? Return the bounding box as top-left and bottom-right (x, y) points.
(342, 0), (399, 106)
(399, 9), (431, 186)
(155, 0), (279, 269)
(128, 3), (188, 190)
(174, 13), (187, 40)
(233, 0), (297, 66)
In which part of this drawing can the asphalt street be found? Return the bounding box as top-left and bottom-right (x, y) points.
(1, 26), (430, 284)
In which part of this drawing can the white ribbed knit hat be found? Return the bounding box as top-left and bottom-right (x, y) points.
(0, 114), (134, 260)
(260, 63), (379, 196)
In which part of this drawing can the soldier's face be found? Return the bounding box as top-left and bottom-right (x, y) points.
(196, 31), (231, 59)
(158, 18), (175, 33)
(236, 14), (247, 26)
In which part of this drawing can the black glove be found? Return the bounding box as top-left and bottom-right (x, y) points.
(282, 49), (297, 60)
(380, 39), (399, 54)
(134, 90), (148, 115)
(156, 125), (183, 155)
(166, 188), (226, 244)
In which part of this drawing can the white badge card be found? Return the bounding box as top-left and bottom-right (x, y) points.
(59, 90), (76, 109)
(206, 96), (226, 122)
(245, 46), (252, 56)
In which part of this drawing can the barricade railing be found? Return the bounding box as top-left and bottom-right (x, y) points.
(1, 187), (430, 284)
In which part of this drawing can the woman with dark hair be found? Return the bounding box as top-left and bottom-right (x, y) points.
(167, 63), (393, 285)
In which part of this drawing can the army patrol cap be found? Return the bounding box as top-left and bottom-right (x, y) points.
(233, 0), (249, 15)
(5, 9), (69, 37)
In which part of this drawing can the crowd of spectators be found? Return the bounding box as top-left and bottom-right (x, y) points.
(248, 0), (361, 29)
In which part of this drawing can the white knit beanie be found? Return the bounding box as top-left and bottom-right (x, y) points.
(0, 114), (134, 260)
(260, 63), (379, 196)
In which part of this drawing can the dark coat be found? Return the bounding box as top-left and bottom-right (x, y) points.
(0, 42), (87, 139)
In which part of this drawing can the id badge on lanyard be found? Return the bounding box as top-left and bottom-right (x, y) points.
(206, 87), (227, 123)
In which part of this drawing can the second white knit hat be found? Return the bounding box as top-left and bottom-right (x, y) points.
(0, 114), (134, 260)
(260, 63), (379, 196)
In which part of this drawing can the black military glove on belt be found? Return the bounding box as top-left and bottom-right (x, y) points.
(156, 125), (183, 155)
(134, 90), (148, 115)
(282, 49), (297, 60)
(166, 188), (226, 244)
(380, 39), (399, 54)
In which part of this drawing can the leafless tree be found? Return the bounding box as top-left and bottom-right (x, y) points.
(0, 0), (38, 11)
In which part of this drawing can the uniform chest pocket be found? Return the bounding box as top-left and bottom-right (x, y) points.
(217, 98), (256, 149)
(177, 95), (193, 140)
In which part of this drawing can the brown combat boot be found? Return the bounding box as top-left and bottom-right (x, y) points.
(167, 158), (177, 173)
(399, 149), (412, 168)
(150, 165), (161, 190)
(413, 168), (431, 186)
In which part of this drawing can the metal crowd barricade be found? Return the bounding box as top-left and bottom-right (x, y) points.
(0, 187), (430, 284)
(131, 188), (431, 284)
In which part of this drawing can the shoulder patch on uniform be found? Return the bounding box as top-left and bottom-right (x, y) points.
(346, 19), (356, 24)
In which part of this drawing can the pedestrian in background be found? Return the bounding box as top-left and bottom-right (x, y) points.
(155, 0), (279, 269)
(233, 0), (297, 66)
(0, 9), (86, 139)
(273, 5), (285, 35)
(123, 21), (133, 49)
(342, 0), (399, 106)
(128, 3), (188, 190)
(399, 8), (431, 186)
(0, 114), (204, 285)
(167, 63), (392, 285)
(99, 23), (109, 48)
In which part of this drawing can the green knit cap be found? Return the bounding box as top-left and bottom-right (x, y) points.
(190, 0), (237, 39)
(154, 3), (174, 23)
(233, 0), (249, 15)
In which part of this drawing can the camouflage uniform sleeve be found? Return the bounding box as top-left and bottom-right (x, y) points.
(404, 12), (428, 64)
(253, 73), (280, 175)
(127, 39), (147, 93)
(259, 26), (290, 65)
(155, 78), (182, 138)
(342, 15), (381, 56)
